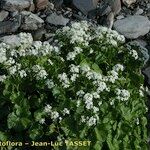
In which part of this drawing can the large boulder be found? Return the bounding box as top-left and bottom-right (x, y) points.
(114, 15), (150, 39)
(21, 11), (44, 31)
(73, 0), (99, 15)
(46, 12), (69, 26)
(0, 0), (34, 12)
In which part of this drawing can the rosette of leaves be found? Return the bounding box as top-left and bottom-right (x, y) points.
(0, 22), (148, 150)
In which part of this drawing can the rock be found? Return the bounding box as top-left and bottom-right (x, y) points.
(114, 15), (150, 39)
(32, 28), (46, 41)
(0, 15), (21, 35)
(128, 40), (149, 64)
(53, 0), (63, 8)
(46, 12), (69, 26)
(122, 0), (136, 7)
(116, 15), (125, 20)
(35, 0), (48, 10)
(0, 0), (35, 12)
(73, 0), (99, 15)
(111, 0), (121, 15)
(21, 11), (44, 31)
(135, 8), (143, 15)
(0, 34), (20, 47)
(0, 10), (9, 22)
(143, 67), (150, 86)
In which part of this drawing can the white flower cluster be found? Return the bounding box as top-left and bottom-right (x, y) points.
(60, 21), (91, 46)
(44, 104), (61, 121)
(62, 108), (70, 115)
(8, 63), (21, 75)
(83, 93), (94, 109)
(115, 89), (130, 101)
(67, 47), (83, 61)
(95, 26), (125, 46)
(46, 79), (55, 89)
(139, 85), (144, 97)
(58, 73), (70, 88)
(113, 64), (124, 72)
(129, 49), (138, 60)
(0, 43), (9, 63)
(107, 70), (119, 83)
(19, 32), (33, 49)
(0, 75), (6, 82)
(81, 115), (99, 127)
(32, 65), (48, 80)
(69, 64), (80, 82)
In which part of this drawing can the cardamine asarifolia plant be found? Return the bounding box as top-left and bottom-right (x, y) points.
(0, 21), (148, 150)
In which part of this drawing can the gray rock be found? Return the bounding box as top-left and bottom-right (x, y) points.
(116, 15), (125, 20)
(73, 0), (98, 15)
(0, 15), (21, 35)
(46, 12), (69, 26)
(0, 34), (20, 47)
(122, 0), (136, 7)
(21, 11), (44, 30)
(114, 15), (150, 39)
(135, 8), (143, 15)
(1, 0), (34, 12)
(32, 28), (46, 41)
(0, 10), (9, 21)
(143, 67), (150, 86)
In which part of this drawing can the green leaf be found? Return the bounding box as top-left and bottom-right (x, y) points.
(91, 63), (102, 73)
(21, 118), (31, 129)
(0, 131), (7, 141)
(94, 141), (102, 150)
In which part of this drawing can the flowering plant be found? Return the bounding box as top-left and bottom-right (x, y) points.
(0, 21), (148, 150)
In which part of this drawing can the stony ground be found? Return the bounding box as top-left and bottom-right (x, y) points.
(0, 0), (150, 144)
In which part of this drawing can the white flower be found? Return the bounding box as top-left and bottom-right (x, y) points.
(74, 47), (83, 54)
(76, 100), (81, 107)
(110, 39), (117, 46)
(98, 101), (102, 106)
(70, 64), (79, 73)
(48, 59), (53, 65)
(87, 116), (97, 126)
(93, 72), (102, 80)
(0, 48), (7, 63)
(39, 118), (45, 124)
(81, 116), (86, 123)
(108, 70), (119, 83)
(58, 73), (70, 88)
(129, 49), (138, 60)
(33, 41), (42, 50)
(93, 106), (99, 113)
(19, 70), (27, 78)
(76, 90), (85, 97)
(92, 92), (100, 99)
(0, 75), (6, 82)
(9, 66), (17, 75)
(46, 79), (55, 89)
(36, 69), (48, 80)
(70, 74), (79, 82)
(84, 93), (93, 109)
(51, 111), (59, 120)
(66, 52), (76, 60)
(86, 71), (94, 80)
(113, 64), (124, 72)
(81, 65), (90, 73)
(63, 108), (70, 115)
(44, 104), (52, 113)
(83, 93), (93, 102)
(97, 81), (107, 93)
(136, 118), (139, 125)
(116, 89), (130, 101)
